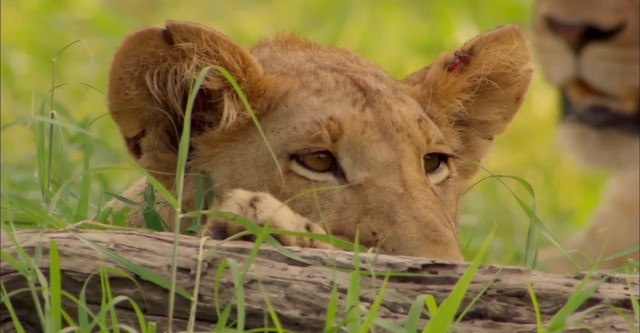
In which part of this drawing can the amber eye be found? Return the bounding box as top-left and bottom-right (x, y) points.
(423, 153), (448, 175)
(295, 150), (336, 173)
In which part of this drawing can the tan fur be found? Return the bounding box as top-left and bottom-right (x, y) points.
(533, 0), (640, 272)
(107, 21), (531, 260)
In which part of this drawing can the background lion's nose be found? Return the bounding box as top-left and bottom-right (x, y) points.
(544, 16), (625, 53)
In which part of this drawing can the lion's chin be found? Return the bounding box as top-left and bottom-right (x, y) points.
(557, 121), (639, 170)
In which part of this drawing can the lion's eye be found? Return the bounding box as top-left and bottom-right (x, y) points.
(423, 153), (447, 173)
(295, 150), (336, 173)
(423, 153), (450, 184)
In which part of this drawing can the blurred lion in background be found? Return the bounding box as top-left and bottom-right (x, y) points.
(533, 0), (639, 272)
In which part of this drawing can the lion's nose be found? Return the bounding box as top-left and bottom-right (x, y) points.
(544, 16), (625, 53)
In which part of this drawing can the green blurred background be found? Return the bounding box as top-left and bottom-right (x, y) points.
(1, 0), (607, 264)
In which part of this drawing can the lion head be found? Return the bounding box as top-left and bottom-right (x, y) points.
(108, 21), (531, 260)
(533, 0), (640, 170)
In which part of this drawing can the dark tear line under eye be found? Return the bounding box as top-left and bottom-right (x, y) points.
(332, 163), (348, 183)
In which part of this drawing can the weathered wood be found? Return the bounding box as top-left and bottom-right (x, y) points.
(1, 230), (638, 332)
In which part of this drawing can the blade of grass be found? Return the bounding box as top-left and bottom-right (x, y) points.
(213, 258), (230, 322)
(219, 196), (286, 280)
(468, 164), (575, 269)
(105, 192), (143, 207)
(628, 275), (640, 323)
(456, 248), (520, 324)
(54, 113), (72, 204)
(99, 261), (109, 330)
(77, 268), (146, 332)
(192, 172), (214, 232)
(184, 210), (315, 265)
(0, 248), (31, 278)
(130, 168), (177, 209)
(422, 228), (495, 333)
(167, 65), (214, 329)
(0, 281), (27, 333)
(404, 294), (428, 331)
(142, 182), (168, 231)
(1, 196), (63, 228)
(3, 228), (49, 328)
(345, 231), (361, 333)
(527, 282), (544, 333)
(48, 240), (63, 332)
(323, 279), (340, 333)
(35, 101), (48, 203)
(2, 115), (101, 136)
(227, 258), (246, 332)
(74, 138), (92, 221)
(45, 41), (79, 204)
(425, 294), (439, 316)
(186, 236), (208, 332)
(546, 274), (603, 333)
(87, 295), (150, 332)
(212, 303), (234, 331)
(59, 308), (77, 331)
(101, 265), (121, 333)
(372, 318), (406, 333)
(359, 274), (390, 333)
(212, 257), (246, 331)
(602, 246), (640, 264)
(606, 303), (639, 331)
(77, 273), (94, 330)
(72, 232), (190, 298)
(258, 280), (284, 333)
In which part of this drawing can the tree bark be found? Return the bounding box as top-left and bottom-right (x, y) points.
(1, 230), (638, 332)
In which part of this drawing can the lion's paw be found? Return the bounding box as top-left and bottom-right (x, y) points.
(202, 189), (333, 249)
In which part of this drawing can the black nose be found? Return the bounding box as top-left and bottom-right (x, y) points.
(544, 16), (625, 53)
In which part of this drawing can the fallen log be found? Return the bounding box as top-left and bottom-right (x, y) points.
(1, 230), (638, 332)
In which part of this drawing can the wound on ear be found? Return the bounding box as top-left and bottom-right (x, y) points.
(445, 50), (472, 73)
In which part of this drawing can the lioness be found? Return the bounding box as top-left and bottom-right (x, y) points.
(108, 21), (531, 260)
(533, 0), (639, 272)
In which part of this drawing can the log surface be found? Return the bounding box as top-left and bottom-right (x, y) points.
(1, 230), (638, 332)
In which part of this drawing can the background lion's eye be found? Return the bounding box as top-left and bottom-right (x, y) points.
(295, 151), (336, 172)
(423, 153), (448, 174)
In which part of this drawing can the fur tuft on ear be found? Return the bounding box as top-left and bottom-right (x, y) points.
(404, 25), (533, 180)
(108, 21), (267, 184)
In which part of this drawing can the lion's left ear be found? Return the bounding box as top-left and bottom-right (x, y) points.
(108, 21), (268, 186)
(404, 25), (532, 180)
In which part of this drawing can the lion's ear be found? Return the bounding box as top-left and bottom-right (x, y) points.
(404, 25), (532, 180)
(108, 21), (266, 181)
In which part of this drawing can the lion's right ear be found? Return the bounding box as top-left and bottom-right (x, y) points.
(108, 21), (266, 179)
(403, 25), (532, 181)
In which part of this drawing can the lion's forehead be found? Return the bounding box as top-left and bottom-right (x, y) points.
(252, 34), (447, 155)
(253, 35), (385, 72)
(292, 68), (404, 107)
(268, 82), (444, 157)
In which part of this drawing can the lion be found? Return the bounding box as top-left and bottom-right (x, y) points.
(533, 0), (639, 272)
(107, 21), (532, 261)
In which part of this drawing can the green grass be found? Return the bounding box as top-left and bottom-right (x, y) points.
(1, 0), (636, 332)
(1, 0), (610, 264)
